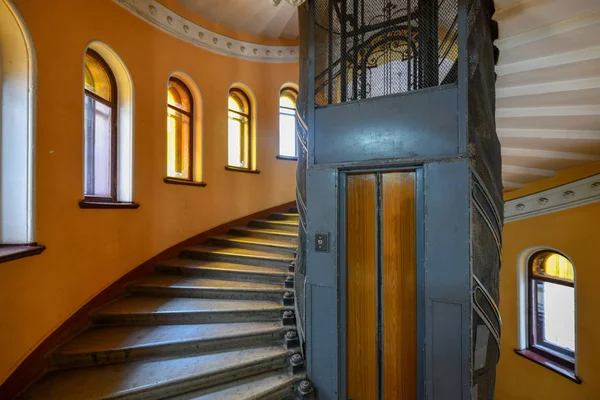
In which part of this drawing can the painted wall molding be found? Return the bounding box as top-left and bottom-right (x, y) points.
(505, 174), (600, 222)
(113, 0), (299, 63)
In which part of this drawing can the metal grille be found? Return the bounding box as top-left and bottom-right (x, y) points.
(314, 0), (459, 106)
(472, 205), (500, 304)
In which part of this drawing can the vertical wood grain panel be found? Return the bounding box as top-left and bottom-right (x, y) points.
(382, 171), (417, 399)
(346, 173), (377, 399)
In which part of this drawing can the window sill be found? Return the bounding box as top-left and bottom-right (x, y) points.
(79, 200), (140, 209)
(515, 349), (581, 384)
(276, 155), (298, 161)
(225, 166), (261, 174)
(163, 177), (207, 187)
(0, 244), (46, 264)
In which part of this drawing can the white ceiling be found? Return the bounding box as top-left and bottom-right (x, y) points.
(175, 0), (600, 190)
(494, 0), (600, 190)
(176, 0), (299, 39)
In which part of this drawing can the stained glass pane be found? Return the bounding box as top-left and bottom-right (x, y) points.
(229, 95), (243, 113)
(168, 79), (192, 113)
(532, 252), (574, 283)
(85, 52), (112, 102)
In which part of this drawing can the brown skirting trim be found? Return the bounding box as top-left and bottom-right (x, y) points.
(0, 200), (296, 399)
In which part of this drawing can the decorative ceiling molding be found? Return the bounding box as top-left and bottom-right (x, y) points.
(504, 173), (600, 222)
(271, 0), (306, 5)
(113, 0), (299, 63)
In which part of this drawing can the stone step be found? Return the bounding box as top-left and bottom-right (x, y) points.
(267, 213), (299, 222)
(166, 371), (301, 400)
(91, 296), (292, 326)
(228, 226), (298, 243)
(51, 322), (289, 369)
(22, 346), (290, 400)
(207, 235), (297, 256)
(157, 259), (290, 284)
(182, 245), (294, 269)
(248, 219), (299, 233)
(128, 275), (288, 302)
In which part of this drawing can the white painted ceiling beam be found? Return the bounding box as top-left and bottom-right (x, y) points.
(496, 105), (600, 118)
(502, 148), (600, 161)
(494, 0), (546, 22)
(495, 9), (600, 50)
(497, 129), (600, 140)
(503, 181), (526, 189)
(502, 165), (557, 177)
(496, 77), (600, 98)
(496, 46), (600, 76)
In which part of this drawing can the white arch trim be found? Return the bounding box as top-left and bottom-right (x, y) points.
(84, 41), (135, 203)
(516, 246), (579, 372)
(1, 0), (37, 244)
(167, 71), (204, 182)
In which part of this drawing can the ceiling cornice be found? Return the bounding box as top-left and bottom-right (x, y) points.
(113, 0), (299, 63)
(504, 173), (600, 222)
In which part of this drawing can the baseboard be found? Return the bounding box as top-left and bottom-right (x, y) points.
(0, 200), (296, 399)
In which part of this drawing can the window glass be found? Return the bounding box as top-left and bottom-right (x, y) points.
(529, 251), (576, 363)
(167, 78), (193, 180)
(228, 90), (250, 168)
(84, 49), (117, 200)
(279, 89), (297, 158)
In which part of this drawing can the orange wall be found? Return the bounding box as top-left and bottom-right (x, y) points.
(0, 0), (298, 385)
(497, 164), (600, 399)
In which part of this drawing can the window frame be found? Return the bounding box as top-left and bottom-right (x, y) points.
(166, 77), (194, 182)
(520, 250), (579, 381)
(227, 88), (252, 170)
(278, 87), (299, 160)
(83, 48), (119, 203)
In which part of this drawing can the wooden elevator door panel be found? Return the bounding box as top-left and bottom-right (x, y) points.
(346, 173), (378, 400)
(382, 171), (417, 399)
(346, 171), (417, 400)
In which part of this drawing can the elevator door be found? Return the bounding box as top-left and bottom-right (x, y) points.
(346, 171), (417, 400)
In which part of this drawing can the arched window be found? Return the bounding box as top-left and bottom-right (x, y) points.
(84, 49), (118, 201)
(167, 77), (193, 180)
(80, 41), (135, 209)
(1, 0), (41, 256)
(528, 251), (576, 370)
(228, 88), (252, 169)
(278, 87), (298, 159)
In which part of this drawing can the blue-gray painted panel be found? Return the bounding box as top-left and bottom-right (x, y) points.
(314, 86), (459, 164)
(424, 161), (471, 400)
(432, 301), (464, 400)
(307, 283), (338, 400)
(305, 168), (338, 288)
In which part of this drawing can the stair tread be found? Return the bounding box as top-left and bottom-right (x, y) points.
(131, 275), (285, 292)
(211, 235), (297, 249)
(269, 213), (299, 218)
(168, 371), (298, 400)
(253, 219), (299, 227)
(54, 322), (284, 357)
(230, 226), (298, 237)
(93, 297), (287, 317)
(23, 346), (288, 400)
(186, 245), (295, 262)
(160, 259), (289, 277)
